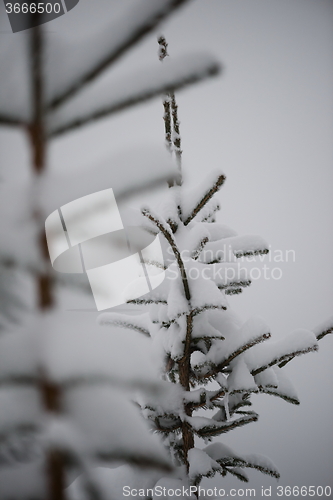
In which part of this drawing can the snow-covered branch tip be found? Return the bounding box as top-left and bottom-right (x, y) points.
(277, 319), (332, 368)
(217, 456), (280, 480)
(191, 237), (209, 260)
(255, 344), (319, 374)
(183, 174), (226, 226)
(98, 313), (151, 337)
(313, 316), (333, 341)
(258, 386), (300, 406)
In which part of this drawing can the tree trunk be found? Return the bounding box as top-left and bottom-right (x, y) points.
(29, 23), (65, 500)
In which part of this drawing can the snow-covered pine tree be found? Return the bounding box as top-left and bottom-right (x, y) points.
(0, 3), (222, 498)
(99, 37), (333, 493)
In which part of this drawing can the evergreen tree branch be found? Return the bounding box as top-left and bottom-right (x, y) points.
(258, 386), (300, 405)
(191, 413), (258, 438)
(0, 114), (27, 128)
(98, 313), (151, 337)
(313, 317), (333, 341)
(199, 199), (220, 223)
(96, 451), (172, 472)
(157, 37), (173, 169)
(29, 23), (65, 500)
(142, 208), (190, 301)
(199, 332), (271, 380)
(316, 326), (333, 341)
(183, 174), (226, 226)
(224, 467), (249, 482)
(253, 344), (318, 375)
(171, 93), (182, 179)
(218, 457), (280, 480)
(153, 418), (182, 433)
(47, 0), (192, 110)
(191, 237), (209, 260)
(49, 58), (219, 137)
(128, 298), (168, 305)
(142, 204), (195, 467)
(161, 304), (226, 328)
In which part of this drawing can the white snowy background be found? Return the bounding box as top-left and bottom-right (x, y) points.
(0, 0), (332, 496)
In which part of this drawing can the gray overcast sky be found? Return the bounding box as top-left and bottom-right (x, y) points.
(1, 0), (332, 494)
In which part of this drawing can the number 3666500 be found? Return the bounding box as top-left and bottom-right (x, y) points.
(5, 3), (61, 14)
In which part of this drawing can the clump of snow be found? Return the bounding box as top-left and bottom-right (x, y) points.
(188, 448), (221, 480)
(227, 358), (258, 394)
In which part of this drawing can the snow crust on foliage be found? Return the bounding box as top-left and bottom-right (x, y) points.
(199, 222), (238, 241)
(136, 383), (184, 418)
(263, 367), (299, 404)
(244, 329), (318, 373)
(63, 386), (170, 465)
(254, 367), (278, 388)
(191, 351), (207, 371)
(181, 259), (227, 311)
(204, 442), (279, 478)
(68, 465), (162, 500)
(154, 322), (186, 361)
(193, 260), (250, 288)
(174, 223), (210, 258)
(207, 316), (270, 367)
(155, 187), (181, 225)
(0, 306), (169, 394)
(204, 442), (239, 461)
(242, 453), (279, 478)
(200, 234), (269, 263)
(227, 358), (258, 393)
(192, 312), (225, 340)
(37, 310), (162, 388)
(188, 448), (221, 480)
(205, 309), (242, 337)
